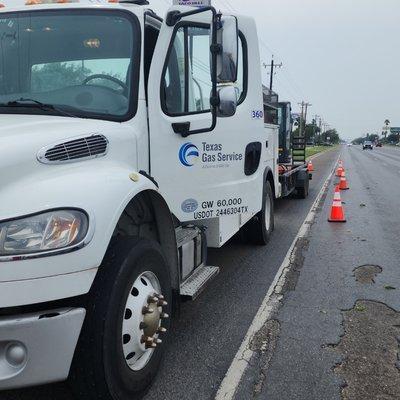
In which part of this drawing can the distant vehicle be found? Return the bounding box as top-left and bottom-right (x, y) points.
(347, 143), (352, 147)
(363, 141), (373, 150)
(376, 142), (383, 148)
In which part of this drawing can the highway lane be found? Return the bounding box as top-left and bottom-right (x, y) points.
(232, 144), (400, 400)
(0, 148), (339, 400)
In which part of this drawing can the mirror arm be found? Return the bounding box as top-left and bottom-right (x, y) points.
(166, 6), (216, 26)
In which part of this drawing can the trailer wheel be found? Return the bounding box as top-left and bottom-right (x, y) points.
(297, 177), (309, 199)
(70, 237), (172, 400)
(242, 181), (274, 245)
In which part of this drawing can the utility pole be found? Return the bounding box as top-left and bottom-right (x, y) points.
(318, 117), (323, 144)
(303, 102), (311, 126)
(313, 114), (320, 144)
(297, 101), (312, 139)
(263, 56), (283, 90)
(298, 102), (305, 138)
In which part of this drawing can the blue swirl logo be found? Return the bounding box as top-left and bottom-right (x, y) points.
(181, 199), (199, 213)
(179, 143), (199, 167)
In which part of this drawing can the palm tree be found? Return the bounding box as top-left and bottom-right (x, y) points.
(383, 119), (391, 139)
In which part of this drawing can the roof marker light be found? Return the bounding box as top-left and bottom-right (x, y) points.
(25, 0), (79, 4)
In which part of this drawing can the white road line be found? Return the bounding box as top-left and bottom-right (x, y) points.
(215, 153), (341, 400)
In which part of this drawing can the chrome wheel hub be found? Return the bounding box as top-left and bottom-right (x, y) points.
(122, 271), (168, 371)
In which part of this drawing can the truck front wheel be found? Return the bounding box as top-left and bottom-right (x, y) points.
(241, 181), (274, 245)
(70, 237), (172, 400)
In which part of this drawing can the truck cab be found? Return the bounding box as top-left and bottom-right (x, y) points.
(0, 1), (280, 397)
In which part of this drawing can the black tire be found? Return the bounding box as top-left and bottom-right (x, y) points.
(241, 181), (274, 245)
(297, 177), (309, 199)
(70, 237), (172, 400)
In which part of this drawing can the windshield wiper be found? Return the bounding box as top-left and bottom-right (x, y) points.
(2, 98), (79, 118)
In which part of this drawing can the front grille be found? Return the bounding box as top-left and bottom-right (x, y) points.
(39, 135), (108, 164)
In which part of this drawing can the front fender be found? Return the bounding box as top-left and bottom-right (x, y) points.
(0, 160), (159, 284)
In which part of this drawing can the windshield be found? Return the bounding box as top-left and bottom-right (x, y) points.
(0, 10), (139, 120)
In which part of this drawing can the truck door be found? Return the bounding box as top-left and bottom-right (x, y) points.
(147, 7), (265, 223)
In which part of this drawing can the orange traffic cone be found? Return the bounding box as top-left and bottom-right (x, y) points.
(308, 160), (314, 172)
(328, 185), (346, 222)
(336, 160), (345, 175)
(339, 170), (349, 190)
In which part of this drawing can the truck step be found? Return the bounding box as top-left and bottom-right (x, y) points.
(180, 265), (220, 300)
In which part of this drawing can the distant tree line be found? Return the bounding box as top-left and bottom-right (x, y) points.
(293, 118), (340, 145)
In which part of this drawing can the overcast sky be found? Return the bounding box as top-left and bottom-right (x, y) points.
(151, 0), (399, 140)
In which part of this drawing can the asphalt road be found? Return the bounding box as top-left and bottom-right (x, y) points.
(233, 144), (400, 400)
(0, 148), (339, 400)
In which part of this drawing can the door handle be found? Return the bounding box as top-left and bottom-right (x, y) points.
(172, 122), (191, 137)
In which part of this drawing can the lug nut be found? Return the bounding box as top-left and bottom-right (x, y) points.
(142, 336), (154, 344)
(156, 294), (165, 300)
(158, 300), (168, 307)
(142, 306), (154, 315)
(144, 338), (157, 349)
(140, 335), (149, 344)
(148, 296), (158, 303)
(155, 338), (162, 344)
(157, 327), (167, 333)
(160, 313), (169, 319)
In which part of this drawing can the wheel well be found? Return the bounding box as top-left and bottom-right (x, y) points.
(266, 170), (275, 198)
(112, 190), (179, 291)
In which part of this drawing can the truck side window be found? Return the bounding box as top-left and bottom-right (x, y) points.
(163, 25), (211, 115)
(188, 26), (212, 113)
(164, 27), (185, 114)
(162, 26), (246, 115)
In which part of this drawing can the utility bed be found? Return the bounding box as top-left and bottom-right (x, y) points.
(263, 87), (310, 199)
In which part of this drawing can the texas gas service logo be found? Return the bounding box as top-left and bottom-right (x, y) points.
(179, 143), (199, 167)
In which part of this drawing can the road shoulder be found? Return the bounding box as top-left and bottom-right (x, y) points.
(218, 146), (400, 400)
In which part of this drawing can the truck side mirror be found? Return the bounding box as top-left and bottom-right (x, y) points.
(215, 16), (239, 84)
(217, 85), (238, 117)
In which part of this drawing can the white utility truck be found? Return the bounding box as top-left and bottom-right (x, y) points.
(0, 0), (309, 398)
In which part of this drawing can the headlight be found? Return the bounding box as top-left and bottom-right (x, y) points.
(0, 209), (89, 256)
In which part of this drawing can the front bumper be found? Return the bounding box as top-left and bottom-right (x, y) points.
(0, 308), (85, 390)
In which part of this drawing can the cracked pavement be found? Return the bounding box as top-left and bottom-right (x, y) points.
(234, 145), (400, 400)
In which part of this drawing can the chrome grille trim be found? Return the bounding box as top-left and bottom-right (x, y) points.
(37, 134), (109, 164)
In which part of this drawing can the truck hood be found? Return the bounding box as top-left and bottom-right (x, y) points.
(0, 114), (138, 218)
